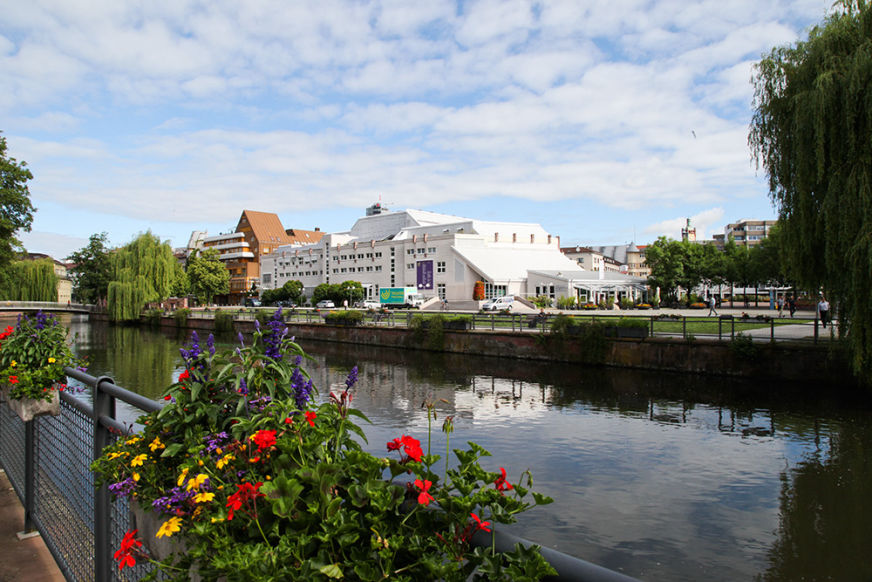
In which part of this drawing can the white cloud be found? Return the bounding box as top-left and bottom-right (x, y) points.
(643, 207), (725, 240)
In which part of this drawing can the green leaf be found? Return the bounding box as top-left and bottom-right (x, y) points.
(319, 564), (343, 578)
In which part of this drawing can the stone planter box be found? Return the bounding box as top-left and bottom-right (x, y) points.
(130, 503), (185, 561)
(1, 384), (61, 422)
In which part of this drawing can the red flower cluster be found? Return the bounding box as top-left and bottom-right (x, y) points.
(8, 376), (18, 384)
(386, 435), (423, 463)
(494, 467), (513, 493)
(470, 512), (491, 532)
(114, 529), (142, 571)
(414, 478), (434, 506)
(178, 369), (190, 382)
(0, 325), (13, 343)
(305, 411), (317, 427)
(251, 430), (277, 452)
(226, 481), (264, 521)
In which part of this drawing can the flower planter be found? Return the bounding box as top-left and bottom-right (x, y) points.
(2, 384), (60, 422)
(130, 503), (186, 561)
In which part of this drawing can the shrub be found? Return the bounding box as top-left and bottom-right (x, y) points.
(324, 310), (364, 326)
(730, 332), (759, 360)
(616, 317), (648, 329)
(173, 308), (191, 327)
(144, 308), (163, 328)
(619, 298), (635, 310)
(213, 309), (234, 333)
(556, 296), (577, 310)
(530, 295), (553, 309)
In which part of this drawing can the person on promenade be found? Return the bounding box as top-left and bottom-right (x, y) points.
(817, 295), (831, 329)
(707, 295), (718, 316)
(776, 295), (784, 318)
(788, 294), (797, 318)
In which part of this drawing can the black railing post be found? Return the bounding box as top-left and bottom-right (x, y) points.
(23, 419), (35, 532)
(93, 375), (116, 582)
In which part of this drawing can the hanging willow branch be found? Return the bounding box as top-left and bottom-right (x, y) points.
(750, 0), (872, 380)
(107, 232), (179, 322)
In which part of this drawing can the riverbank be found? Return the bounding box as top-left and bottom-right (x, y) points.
(91, 309), (856, 386)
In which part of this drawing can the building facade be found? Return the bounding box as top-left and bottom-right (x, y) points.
(261, 206), (647, 306)
(715, 219), (777, 248)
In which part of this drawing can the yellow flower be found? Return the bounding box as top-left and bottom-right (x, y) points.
(216, 454), (235, 469)
(130, 454), (147, 467)
(193, 491), (215, 503)
(156, 516), (182, 538)
(177, 468), (189, 487)
(132, 472), (140, 482)
(186, 473), (209, 491)
(10, 361), (16, 367)
(148, 437), (164, 452)
(215, 447), (222, 455)
(210, 517), (224, 524)
(125, 436), (141, 446)
(47, 357), (56, 364)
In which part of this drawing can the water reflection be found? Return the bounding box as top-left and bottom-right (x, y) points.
(11, 318), (868, 582)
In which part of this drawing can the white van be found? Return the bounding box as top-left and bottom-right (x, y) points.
(481, 296), (514, 311)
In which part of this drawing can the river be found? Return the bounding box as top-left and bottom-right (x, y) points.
(39, 316), (872, 581)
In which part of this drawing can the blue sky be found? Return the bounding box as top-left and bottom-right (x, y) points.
(1, 0), (832, 259)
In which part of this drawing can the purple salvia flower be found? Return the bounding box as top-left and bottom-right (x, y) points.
(238, 378), (248, 395)
(238, 332), (245, 346)
(207, 333), (215, 356)
(345, 366), (359, 390)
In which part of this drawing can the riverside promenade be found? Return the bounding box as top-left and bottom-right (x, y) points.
(0, 469), (65, 582)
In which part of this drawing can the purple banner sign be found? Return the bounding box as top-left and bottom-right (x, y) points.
(416, 260), (434, 290)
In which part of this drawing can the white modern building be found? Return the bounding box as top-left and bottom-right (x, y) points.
(261, 205), (647, 307)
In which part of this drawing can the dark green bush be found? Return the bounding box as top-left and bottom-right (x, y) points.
(214, 309), (234, 333)
(324, 310), (364, 325)
(173, 308), (191, 327)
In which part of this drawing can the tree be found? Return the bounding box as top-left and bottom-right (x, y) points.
(187, 248), (229, 305)
(67, 233), (112, 304)
(107, 232), (181, 322)
(0, 134), (36, 281)
(0, 259), (58, 301)
(750, 0), (872, 379)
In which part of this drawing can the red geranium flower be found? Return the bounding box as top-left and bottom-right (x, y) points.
(8, 376), (18, 384)
(305, 411), (317, 427)
(386, 435), (423, 463)
(251, 430), (277, 451)
(494, 467), (513, 493)
(414, 478), (434, 506)
(178, 369), (190, 382)
(471, 512), (491, 532)
(114, 529), (142, 571)
(226, 481), (264, 521)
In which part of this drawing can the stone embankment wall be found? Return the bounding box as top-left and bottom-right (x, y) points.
(92, 312), (852, 384)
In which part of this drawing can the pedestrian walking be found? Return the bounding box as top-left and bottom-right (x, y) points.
(707, 295), (718, 316)
(788, 294), (796, 318)
(776, 295), (784, 318)
(817, 295), (831, 328)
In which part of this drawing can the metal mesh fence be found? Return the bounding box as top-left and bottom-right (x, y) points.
(34, 399), (95, 582)
(0, 400), (26, 500)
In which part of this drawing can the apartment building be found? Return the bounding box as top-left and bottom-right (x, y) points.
(202, 210), (296, 304)
(713, 219), (777, 248)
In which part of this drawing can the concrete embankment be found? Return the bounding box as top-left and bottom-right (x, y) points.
(91, 312), (855, 385)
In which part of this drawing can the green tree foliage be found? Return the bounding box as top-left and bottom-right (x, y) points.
(261, 280), (304, 306)
(0, 134), (35, 275)
(645, 238), (721, 303)
(67, 232), (112, 304)
(0, 259), (58, 301)
(187, 248), (229, 305)
(750, 0), (872, 378)
(108, 232), (182, 322)
(311, 281), (365, 305)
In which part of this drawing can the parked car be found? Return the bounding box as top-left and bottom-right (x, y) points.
(315, 300), (335, 309)
(359, 299), (381, 310)
(276, 300), (297, 308)
(481, 296), (514, 311)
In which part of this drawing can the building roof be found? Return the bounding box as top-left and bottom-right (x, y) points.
(285, 228), (324, 246)
(452, 244), (580, 283)
(238, 210), (292, 245)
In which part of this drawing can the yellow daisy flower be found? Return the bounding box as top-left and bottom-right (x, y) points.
(177, 468), (189, 487)
(130, 454), (147, 467)
(193, 491), (215, 503)
(156, 516), (182, 538)
(186, 473), (209, 491)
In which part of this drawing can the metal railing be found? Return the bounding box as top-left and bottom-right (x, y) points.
(0, 368), (162, 582)
(0, 367), (637, 582)
(172, 307), (834, 344)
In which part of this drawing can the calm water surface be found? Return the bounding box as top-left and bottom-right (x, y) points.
(50, 317), (872, 581)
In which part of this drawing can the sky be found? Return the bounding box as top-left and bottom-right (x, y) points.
(1, 0), (834, 260)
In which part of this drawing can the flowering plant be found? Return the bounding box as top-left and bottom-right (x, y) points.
(0, 311), (81, 401)
(92, 309), (555, 581)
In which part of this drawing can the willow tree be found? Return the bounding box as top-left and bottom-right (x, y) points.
(750, 0), (872, 380)
(0, 259), (58, 301)
(108, 232), (182, 322)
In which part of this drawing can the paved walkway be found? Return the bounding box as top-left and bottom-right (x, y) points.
(0, 470), (66, 582)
